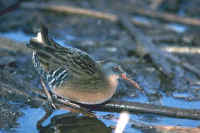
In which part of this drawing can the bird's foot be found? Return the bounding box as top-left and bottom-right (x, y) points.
(47, 97), (57, 110)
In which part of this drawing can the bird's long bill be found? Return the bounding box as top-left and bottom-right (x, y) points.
(121, 73), (144, 92)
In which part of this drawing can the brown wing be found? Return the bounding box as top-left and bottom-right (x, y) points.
(28, 24), (99, 77)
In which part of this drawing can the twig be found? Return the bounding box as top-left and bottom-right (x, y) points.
(20, 2), (153, 29)
(20, 2), (193, 34)
(132, 120), (200, 133)
(161, 46), (200, 54)
(119, 15), (200, 78)
(124, 5), (200, 26)
(153, 125), (200, 133)
(21, 2), (200, 27)
(0, 0), (23, 16)
(92, 101), (200, 120)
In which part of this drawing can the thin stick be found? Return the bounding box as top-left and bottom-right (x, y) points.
(20, 2), (153, 29)
(94, 100), (200, 120)
(20, 2), (200, 27)
(0, 0), (22, 16)
(131, 119), (200, 132)
(120, 5), (200, 26)
(20, 2), (115, 22)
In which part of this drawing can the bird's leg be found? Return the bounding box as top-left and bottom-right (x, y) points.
(40, 78), (57, 109)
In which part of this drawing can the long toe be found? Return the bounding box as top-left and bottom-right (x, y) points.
(47, 100), (57, 111)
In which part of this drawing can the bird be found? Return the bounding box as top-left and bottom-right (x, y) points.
(27, 24), (142, 109)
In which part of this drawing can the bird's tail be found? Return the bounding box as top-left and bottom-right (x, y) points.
(39, 24), (50, 45)
(27, 24), (49, 48)
(27, 24), (63, 50)
(27, 24), (65, 66)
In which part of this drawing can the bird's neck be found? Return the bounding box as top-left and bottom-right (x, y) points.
(106, 74), (119, 91)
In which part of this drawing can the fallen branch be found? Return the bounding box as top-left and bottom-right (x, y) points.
(0, 0), (22, 16)
(23, 3), (117, 22)
(119, 15), (200, 78)
(19, 2), (153, 29)
(124, 5), (200, 26)
(153, 125), (200, 133)
(21, 2), (200, 27)
(161, 46), (200, 54)
(92, 101), (200, 120)
(132, 120), (200, 133)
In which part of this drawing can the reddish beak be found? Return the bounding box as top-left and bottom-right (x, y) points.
(121, 73), (144, 92)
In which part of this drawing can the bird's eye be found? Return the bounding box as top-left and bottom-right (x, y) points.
(113, 66), (120, 72)
(113, 66), (118, 69)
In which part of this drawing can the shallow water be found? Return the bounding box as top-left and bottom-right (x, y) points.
(132, 16), (188, 33)
(14, 104), (200, 133)
(0, 31), (32, 42)
(166, 23), (187, 33)
(0, 31), (73, 47)
(133, 16), (151, 25)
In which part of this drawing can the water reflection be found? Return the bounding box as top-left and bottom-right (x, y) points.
(166, 23), (187, 33)
(37, 113), (112, 133)
(133, 16), (151, 24)
(0, 31), (32, 42)
(0, 31), (73, 48)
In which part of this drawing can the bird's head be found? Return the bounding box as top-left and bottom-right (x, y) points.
(102, 62), (143, 91)
(102, 62), (128, 81)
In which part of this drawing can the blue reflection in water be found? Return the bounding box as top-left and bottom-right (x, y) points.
(0, 31), (32, 42)
(16, 105), (200, 133)
(15, 107), (70, 133)
(16, 108), (45, 133)
(133, 16), (151, 24)
(0, 31), (73, 47)
(167, 23), (187, 33)
(162, 96), (200, 109)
